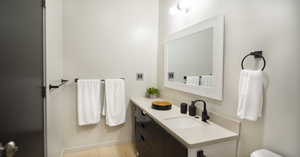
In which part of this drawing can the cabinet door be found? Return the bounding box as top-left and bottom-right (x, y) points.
(135, 127), (152, 157)
(148, 121), (165, 157)
(164, 130), (188, 157)
(142, 115), (188, 157)
(201, 140), (237, 157)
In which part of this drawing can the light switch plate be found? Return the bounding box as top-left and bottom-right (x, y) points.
(136, 73), (143, 81)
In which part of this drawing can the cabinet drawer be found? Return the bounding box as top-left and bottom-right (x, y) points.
(134, 107), (157, 132)
(134, 107), (151, 121)
(135, 127), (154, 157)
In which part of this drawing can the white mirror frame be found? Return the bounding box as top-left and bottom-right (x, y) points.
(164, 16), (224, 100)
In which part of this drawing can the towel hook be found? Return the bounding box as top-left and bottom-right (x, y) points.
(241, 51), (266, 71)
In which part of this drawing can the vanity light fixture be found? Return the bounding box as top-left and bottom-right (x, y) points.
(169, 0), (191, 15)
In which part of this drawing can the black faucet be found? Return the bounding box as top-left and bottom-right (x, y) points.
(191, 100), (210, 123)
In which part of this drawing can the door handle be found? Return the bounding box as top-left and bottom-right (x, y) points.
(0, 141), (19, 157)
(0, 143), (4, 157)
(6, 141), (18, 157)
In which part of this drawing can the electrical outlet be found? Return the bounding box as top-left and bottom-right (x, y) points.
(136, 73), (143, 81)
(168, 72), (174, 80)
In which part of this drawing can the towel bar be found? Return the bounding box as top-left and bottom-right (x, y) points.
(74, 78), (125, 83)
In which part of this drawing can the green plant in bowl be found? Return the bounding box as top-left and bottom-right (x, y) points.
(146, 87), (160, 98)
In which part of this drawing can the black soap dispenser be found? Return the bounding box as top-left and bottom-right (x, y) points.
(189, 101), (197, 116)
(180, 103), (188, 114)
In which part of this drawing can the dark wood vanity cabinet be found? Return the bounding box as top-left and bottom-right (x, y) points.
(134, 106), (187, 157)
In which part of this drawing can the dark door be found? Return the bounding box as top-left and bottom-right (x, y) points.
(0, 0), (45, 157)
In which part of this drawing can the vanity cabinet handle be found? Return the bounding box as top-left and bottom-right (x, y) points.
(141, 110), (147, 116)
(141, 123), (145, 128)
(140, 135), (145, 142)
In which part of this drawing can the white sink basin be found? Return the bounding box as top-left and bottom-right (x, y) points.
(164, 116), (201, 129)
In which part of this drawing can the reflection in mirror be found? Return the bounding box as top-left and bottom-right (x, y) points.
(164, 16), (224, 100)
(167, 27), (214, 87)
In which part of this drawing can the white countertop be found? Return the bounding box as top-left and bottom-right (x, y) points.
(131, 97), (239, 148)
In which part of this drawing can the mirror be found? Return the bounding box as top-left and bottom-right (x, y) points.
(168, 28), (214, 86)
(164, 16), (224, 100)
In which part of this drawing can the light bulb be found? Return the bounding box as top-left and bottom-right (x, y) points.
(177, 0), (191, 13)
(169, 6), (180, 15)
(169, 0), (192, 15)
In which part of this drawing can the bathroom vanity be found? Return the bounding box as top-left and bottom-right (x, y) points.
(131, 97), (239, 157)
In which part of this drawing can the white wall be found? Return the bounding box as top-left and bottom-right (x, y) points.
(46, 0), (64, 156)
(62, 0), (158, 149)
(158, 0), (300, 156)
(262, 0), (300, 155)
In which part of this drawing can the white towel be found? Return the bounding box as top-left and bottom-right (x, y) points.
(201, 75), (213, 86)
(77, 79), (101, 126)
(103, 79), (126, 126)
(186, 76), (200, 86)
(237, 70), (264, 121)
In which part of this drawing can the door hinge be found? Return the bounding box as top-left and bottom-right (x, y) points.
(41, 0), (46, 8)
(42, 86), (47, 98)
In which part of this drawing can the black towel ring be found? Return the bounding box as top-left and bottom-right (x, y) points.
(241, 51), (266, 71)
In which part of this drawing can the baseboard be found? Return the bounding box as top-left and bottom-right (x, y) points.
(60, 149), (64, 157)
(63, 139), (132, 153)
